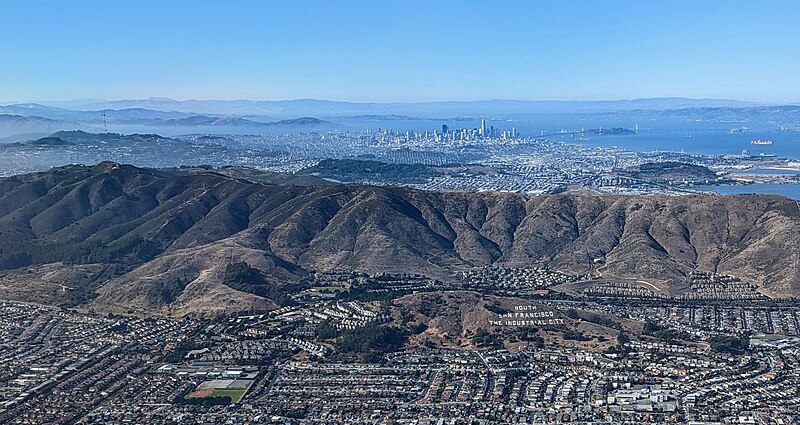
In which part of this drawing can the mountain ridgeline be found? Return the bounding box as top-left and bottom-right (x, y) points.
(0, 163), (798, 316)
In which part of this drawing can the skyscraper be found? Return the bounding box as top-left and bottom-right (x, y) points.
(442, 124), (448, 135)
(480, 120), (486, 138)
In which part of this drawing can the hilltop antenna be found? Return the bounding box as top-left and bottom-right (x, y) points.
(101, 109), (108, 133)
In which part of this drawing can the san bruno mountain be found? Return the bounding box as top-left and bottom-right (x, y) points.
(0, 162), (797, 317)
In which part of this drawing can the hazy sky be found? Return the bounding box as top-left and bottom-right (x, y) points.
(1, 0), (799, 103)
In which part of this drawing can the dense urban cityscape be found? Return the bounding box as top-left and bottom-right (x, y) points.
(2, 265), (800, 424)
(2, 123), (798, 198)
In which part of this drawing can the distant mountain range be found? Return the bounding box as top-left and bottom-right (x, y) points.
(0, 114), (89, 139)
(0, 163), (797, 316)
(45, 96), (764, 117)
(1, 104), (189, 122)
(3, 97), (799, 139)
(0, 102), (335, 138)
(160, 115), (329, 127)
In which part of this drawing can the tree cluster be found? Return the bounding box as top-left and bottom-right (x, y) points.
(223, 261), (304, 306)
(335, 324), (408, 362)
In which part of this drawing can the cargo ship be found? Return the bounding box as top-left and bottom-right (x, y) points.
(751, 139), (773, 145)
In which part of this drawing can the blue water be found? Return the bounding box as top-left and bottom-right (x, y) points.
(695, 184), (800, 200)
(337, 116), (800, 198)
(743, 168), (800, 175)
(339, 117), (800, 160)
(570, 130), (800, 159)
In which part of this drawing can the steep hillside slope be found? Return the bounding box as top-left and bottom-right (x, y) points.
(0, 163), (797, 315)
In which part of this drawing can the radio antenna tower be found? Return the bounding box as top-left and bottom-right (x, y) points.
(101, 109), (108, 133)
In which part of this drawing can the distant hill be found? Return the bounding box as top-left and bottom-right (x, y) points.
(271, 117), (328, 126)
(32, 130), (171, 145)
(28, 136), (76, 146)
(620, 162), (719, 183)
(298, 158), (440, 184)
(0, 114), (89, 139)
(0, 163), (797, 317)
(341, 114), (425, 121)
(169, 165), (335, 187)
(162, 115), (262, 126)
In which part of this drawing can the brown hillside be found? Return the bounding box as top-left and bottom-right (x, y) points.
(0, 163), (797, 315)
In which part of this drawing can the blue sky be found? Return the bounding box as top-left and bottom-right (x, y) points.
(1, 0), (799, 103)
